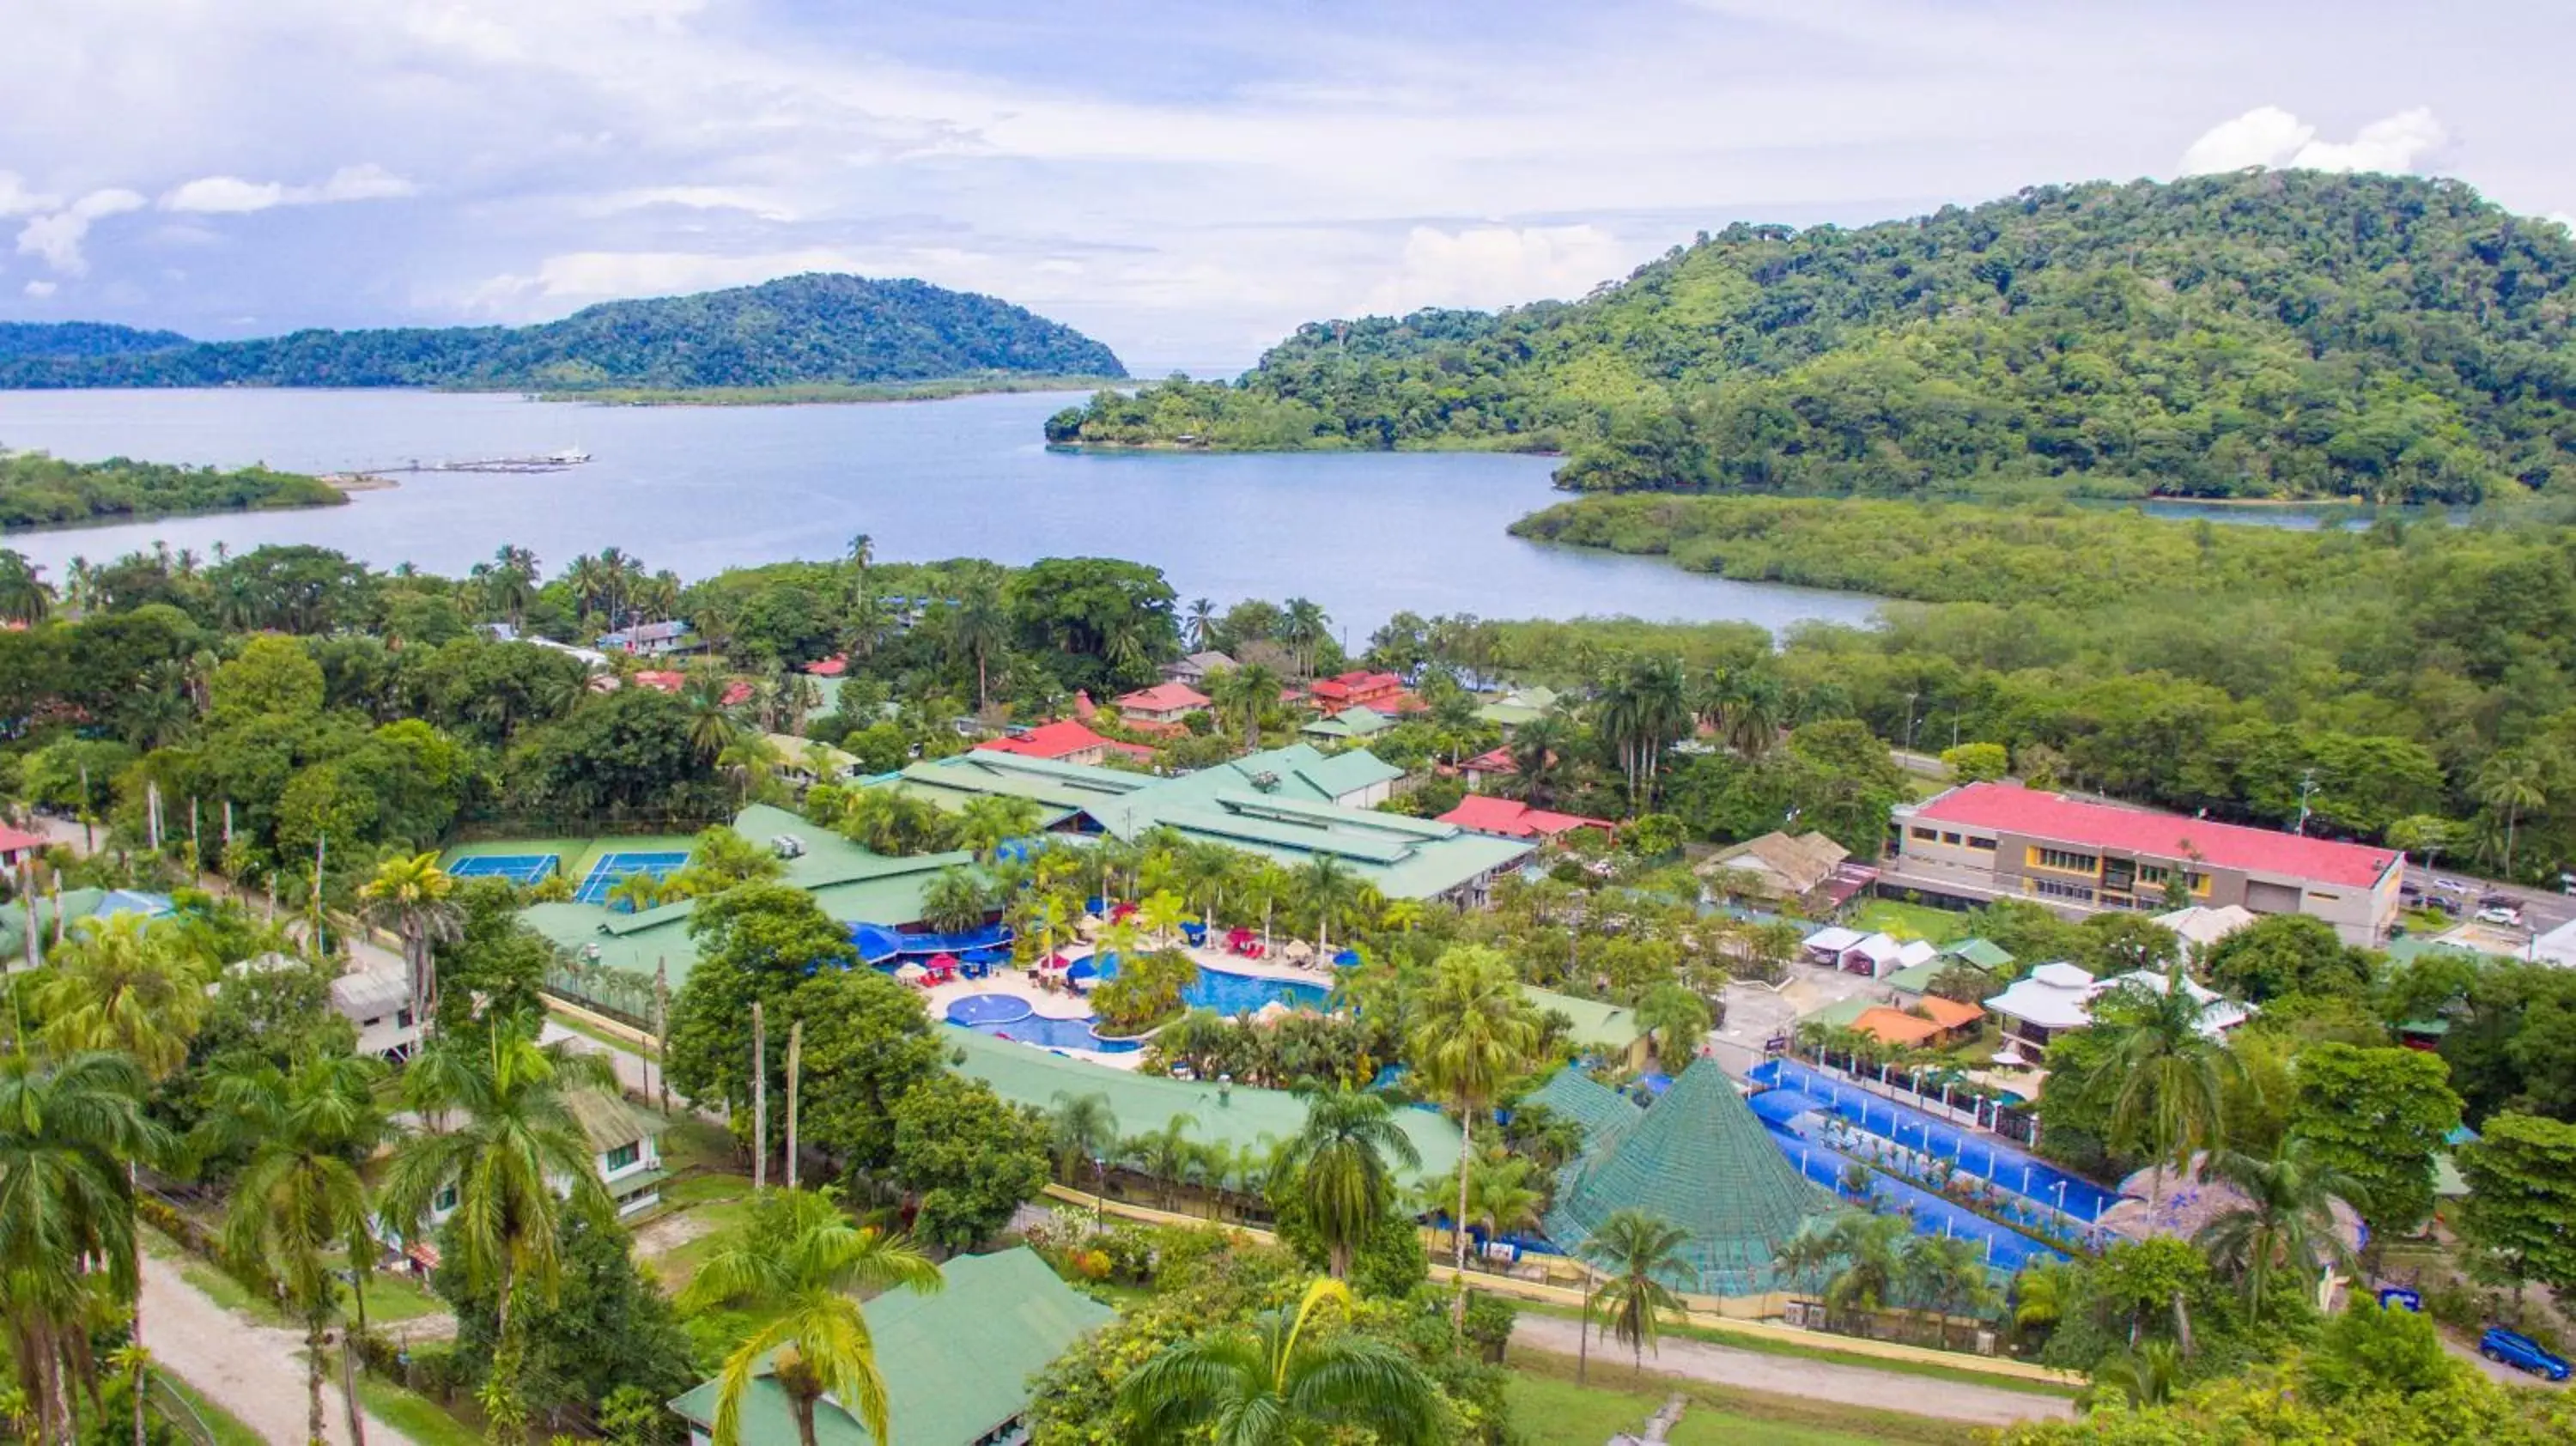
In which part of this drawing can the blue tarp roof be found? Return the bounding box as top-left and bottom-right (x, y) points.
(847, 921), (1014, 965)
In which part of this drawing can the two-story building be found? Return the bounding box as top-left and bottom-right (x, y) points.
(596, 620), (702, 657)
(415, 1088), (666, 1224)
(1884, 782), (2403, 946)
(1114, 682), (1212, 732)
(1306, 669), (1406, 716)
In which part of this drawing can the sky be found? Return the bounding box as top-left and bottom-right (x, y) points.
(4, 1), (2573, 374)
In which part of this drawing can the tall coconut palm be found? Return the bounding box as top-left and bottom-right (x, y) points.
(356, 851), (463, 1025)
(483, 545), (539, 629)
(1116, 1278), (1443, 1446)
(1273, 1090), (1420, 1279)
(951, 794), (1042, 861)
(2476, 750), (2549, 881)
(0, 548), (53, 625)
(942, 574), (1012, 712)
(36, 914), (209, 1082)
(0, 1051), (165, 1445)
(1405, 945), (1536, 1323)
(920, 872), (992, 936)
(678, 1187), (940, 1446)
(1464, 1151), (1543, 1263)
(375, 1025), (617, 1443)
(1899, 1233), (1997, 1350)
(1045, 1091), (1120, 1188)
(1295, 856), (1362, 959)
(1508, 714), (1568, 806)
(2194, 1134), (2366, 1321)
(1632, 984), (1712, 1072)
(196, 1054), (389, 1445)
(2075, 969), (2239, 1205)
(681, 671), (742, 763)
(1577, 1208), (1689, 1377)
(1184, 598), (1218, 652)
(1279, 598), (1330, 680)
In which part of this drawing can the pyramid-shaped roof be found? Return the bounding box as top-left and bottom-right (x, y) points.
(1542, 1056), (1834, 1296)
(1520, 1067), (1643, 1151)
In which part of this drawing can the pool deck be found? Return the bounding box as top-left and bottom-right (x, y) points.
(921, 942), (1347, 1072)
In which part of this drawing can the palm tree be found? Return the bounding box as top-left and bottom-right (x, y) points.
(1295, 856), (1362, 959)
(1206, 663), (1282, 752)
(2075, 969), (2239, 1206)
(1184, 598), (1218, 652)
(2093, 1340), (2182, 1408)
(1122, 1114), (1200, 1210)
(1273, 1090), (1420, 1279)
(2194, 1134), (2365, 1321)
(0, 548), (53, 625)
(679, 1188), (941, 1446)
(1464, 1151), (1543, 1267)
(943, 574), (1012, 713)
(357, 851), (463, 1026)
(920, 871), (992, 935)
(483, 545), (538, 629)
(1116, 1278), (1443, 1446)
(197, 1054), (388, 1445)
(1578, 1209), (1689, 1377)
(1508, 714), (1568, 805)
(37, 914), (209, 1081)
(1405, 945), (1536, 1323)
(951, 794), (1042, 860)
(1045, 1091), (1120, 1188)
(2476, 750), (2549, 881)
(375, 1025), (617, 1443)
(1632, 983), (1712, 1072)
(1136, 889), (1188, 947)
(2009, 1259), (2075, 1347)
(681, 671), (742, 762)
(1280, 598), (1330, 679)
(1899, 1233), (1996, 1350)
(0, 1051), (164, 1445)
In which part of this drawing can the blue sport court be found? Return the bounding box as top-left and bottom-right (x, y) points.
(574, 850), (692, 905)
(447, 854), (562, 885)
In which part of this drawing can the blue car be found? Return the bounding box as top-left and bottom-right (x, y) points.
(2480, 1327), (2572, 1381)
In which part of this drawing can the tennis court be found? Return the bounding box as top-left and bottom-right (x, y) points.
(447, 853), (562, 886)
(574, 850), (694, 905)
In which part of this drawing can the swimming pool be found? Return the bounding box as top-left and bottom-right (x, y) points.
(1089, 954), (1332, 1015)
(1748, 1058), (2119, 1222)
(944, 995), (1142, 1054)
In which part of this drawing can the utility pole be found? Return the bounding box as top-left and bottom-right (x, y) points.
(751, 1000), (768, 1192)
(653, 959), (671, 1116)
(1902, 691), (1920, 756)
(785, 1019), (803, 1192)
(2293, 769), (2317, 836)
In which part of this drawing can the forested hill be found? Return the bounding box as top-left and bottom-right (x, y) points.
(0, 274), (1127, 390)
(0, 321), (192, 361)
(1047, 172), (2576, 503)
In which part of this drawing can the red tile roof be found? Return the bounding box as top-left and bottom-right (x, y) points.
(0, 823), (47, 854)
(1461, 746), (1516, 773)
(1309, 670), (1401, 702)
(632, 670), (686, 693)
(1437, 794), (1614, 840)
(1116, 682), (1212, 714)
(975, 719), (1114, 761)
(1912, 782), (2399, 888)
(1915, 995), (1984, 1030)
(801, 655), (848, 677)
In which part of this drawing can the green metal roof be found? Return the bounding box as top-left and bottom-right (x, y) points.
(942, 1025), (1460, 1183)
(1302, 706), (1392, 739)
(1542, 1057), (1836, 1296)
(667, 1246), (1115, 1446)
(1940, 938), (2015, 970)
(1475, 687), (1559, 728)
(1880, 960), (1944, 995)
(1800, 997), (1874, 1030)
(1524, 987), (1640, 1052)
(1520, 1068), (1642, 1149)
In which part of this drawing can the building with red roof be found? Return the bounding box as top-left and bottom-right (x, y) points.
(1305, 670), (1405, 715)
(1888, 781), (2403, 946)
(631, 670), (687, 693)
(975, 719), (1142, 767)
(0, 823), (47, 870)
(1437, 794), (1614, 842)
(800, 655), (848, 677)
(1114, 682), (1212, 730)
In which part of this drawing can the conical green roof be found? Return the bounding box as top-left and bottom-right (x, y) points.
(1542, 1056), (1834, 1296)
(1520, 1066), (1643, 1151)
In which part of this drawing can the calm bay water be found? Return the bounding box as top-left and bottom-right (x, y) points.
(0, 388), (1880, 639)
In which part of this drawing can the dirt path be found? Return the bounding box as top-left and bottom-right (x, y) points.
(142, 1254), (416, 1446)
(1510, 1314), (2075, 1429)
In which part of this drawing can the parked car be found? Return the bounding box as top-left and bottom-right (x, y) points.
(2476, 905), (2524, 927)
(2480, 1327), (2571, 1381)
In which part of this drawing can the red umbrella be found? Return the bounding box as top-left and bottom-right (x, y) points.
(929, 953), (960, 969)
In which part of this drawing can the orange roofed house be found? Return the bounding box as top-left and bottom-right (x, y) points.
(975, 719), (1153, 766)
(1886, 781), (2403, 947)
(1305, 670), (1416, 716)
(1437, 794), (1614, 842)
(1114, 682), (1212, 733)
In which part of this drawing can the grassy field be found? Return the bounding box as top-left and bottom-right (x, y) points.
(169, 1244), (445, 1328)
(1514, 1302), (2079, 1398)
(358, 1378), (487, 1446)
(158, 1371), (270, 1446)
(1506, 1349), (1982, 1445)
(1849, 899), (1971, 945)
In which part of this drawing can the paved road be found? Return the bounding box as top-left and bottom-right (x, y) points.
(143, 1254), (414, 1446)
(1510, 1314), (2075, 1428)
(2403, 862), (2576, 943)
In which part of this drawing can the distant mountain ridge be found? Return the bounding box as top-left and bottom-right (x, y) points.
(0, 274), (1127, 390)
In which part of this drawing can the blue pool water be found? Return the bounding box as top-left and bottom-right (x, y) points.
(1767, 1130), (2069, 1273)
(1090, 954), (1331, 1015)
(1749, 1058), (2120, 1222)
(943, 994), (1143, 1054)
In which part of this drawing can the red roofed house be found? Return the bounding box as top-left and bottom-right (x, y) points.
(975, 719), (1139, 766)
(1115, 682), (1212, 732)
(631, 670), (687, 693)
(800, 655), (848, 677)
(0, 823), (47, 871)
(1455, 746), (1517, 792)
(1887, 781), (2403, 946)
(1305, 670), (1405, 716)
(1437, 794), (1614, 842)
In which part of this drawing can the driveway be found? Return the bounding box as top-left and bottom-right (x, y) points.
(1510, 1313), (2075, 1429)
(143, 1254), (415, 1446)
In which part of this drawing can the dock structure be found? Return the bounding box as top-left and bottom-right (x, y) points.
(377, 448), (592, 474)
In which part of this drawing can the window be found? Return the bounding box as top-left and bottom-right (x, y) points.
(2031, 877), (2095, 902)
(434, 1185), (459, 1212)
(2030, 847), (2099, 874)
(1911, 826), (1939, 841)
(1967, 835), (1997, 851)
(396, 1008), (415, 1028)
(1941, 832), (1963, 846)
(604, 1142), (642, 1172)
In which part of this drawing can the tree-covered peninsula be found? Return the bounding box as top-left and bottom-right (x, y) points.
(0, 451), (345, 529)
(1046, 172), (2576, 504)
(0, 274), (1127, 392)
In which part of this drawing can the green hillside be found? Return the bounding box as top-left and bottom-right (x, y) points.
(0, 274), (1127, 391)
(0, 451), (344, 529)
(1046, 172), (2576, 503)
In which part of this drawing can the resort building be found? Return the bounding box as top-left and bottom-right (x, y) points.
(1880, 938), (2016, 1002)
(1698, 829), (1853, 908)
(1846, 998), (1983, 1049)
(330, 961), (423, 1060)
(973, 719), (1125, 766)
(1474, 686), (1560, 730)
(1300, 705), (1394, 744)
(882, 744), (1530, 904)
(1163, 649), (1236, 686)
(2153, 903), (2262, 949)
(1453, 746), (1516, 792)
(418, 1087), (665, 1225)
(1436, 795), (1613, 842)
(1113, 681), (1212, 731)
(1983, 963), (2252, 1048)
(1305, 669), (1408, 715)
(0, 822), (44, 871)
(596, 620), (701, 657)
(667, 1247), (1113, 1446)
(1886, 782), (2404, 946)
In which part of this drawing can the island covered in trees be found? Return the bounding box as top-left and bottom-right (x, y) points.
(1045, 171), (2576, 504)
(0, 273), (1129, 393)
(0, 449), (346, 529)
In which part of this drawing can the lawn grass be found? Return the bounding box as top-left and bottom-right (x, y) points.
(356, 1378), (486, 1446)
(1507, 1347), (1981, 1445)
(1516, 1301), (2080, 1398)
(156, 1370), (270, 1446)
(170, 1243), (445, 1328)
(1850, 899), (1969, 945)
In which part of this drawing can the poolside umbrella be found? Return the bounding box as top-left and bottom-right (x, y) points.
(894, 962), (928, 982)
(928, 953), (959, 970)
(1332, 949), (1361, 968)
(1252, 1000), (1292, 1027)
(1283, 939), (1315, 963)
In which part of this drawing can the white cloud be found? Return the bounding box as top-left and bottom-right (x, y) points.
(0, 172), (62, 218)
(579, 186), (803, 222)
(2178, 105), (2447, 177)
(22, 280), (58, 299)
(1358, 225), (1631, 315)
(161, 163), (417, 214)
(15, 189), (148, 276)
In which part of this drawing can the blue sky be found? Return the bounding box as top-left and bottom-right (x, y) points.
(5, 0), (2572, 372)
